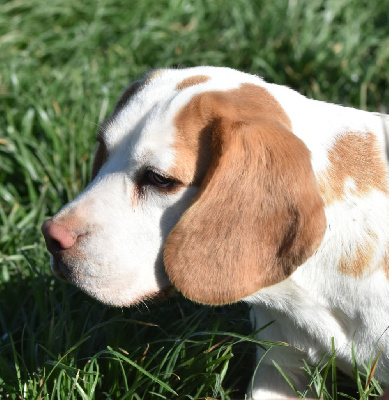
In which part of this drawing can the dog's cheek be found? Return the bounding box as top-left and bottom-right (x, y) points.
(61, 174), (197, 306)
(74, 202), (173, 305)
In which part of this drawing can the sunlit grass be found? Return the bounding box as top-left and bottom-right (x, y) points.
(0, 0), (388, 397)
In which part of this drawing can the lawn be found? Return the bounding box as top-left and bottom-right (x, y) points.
(0, 0), (388, 398)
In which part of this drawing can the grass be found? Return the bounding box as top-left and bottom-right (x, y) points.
(0, 0), (388, 398)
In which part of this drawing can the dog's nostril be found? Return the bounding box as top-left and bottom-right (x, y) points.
(49, 237), (66, 252)
(41, 219), (78, 253)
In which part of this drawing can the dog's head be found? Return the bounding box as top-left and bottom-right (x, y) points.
(42, 67), (326, 306)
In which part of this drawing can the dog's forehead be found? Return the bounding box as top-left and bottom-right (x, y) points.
(101, 67), (262, 159)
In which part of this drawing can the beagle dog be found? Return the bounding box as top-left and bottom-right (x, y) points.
(42, 66), (389, 399)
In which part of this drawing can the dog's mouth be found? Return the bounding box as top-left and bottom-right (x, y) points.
(51, 257), (72, 283)
(50, 255), (175, 306)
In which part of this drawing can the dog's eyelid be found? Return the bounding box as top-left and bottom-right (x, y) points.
(140, 165), (173, 182)
(146, 167), (174, 180)
(138, 166), (183, 192)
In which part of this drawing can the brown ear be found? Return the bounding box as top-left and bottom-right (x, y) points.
(164, 118), (326, 305)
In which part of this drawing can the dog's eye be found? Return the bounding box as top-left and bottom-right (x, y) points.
(146, 170), (174, 188)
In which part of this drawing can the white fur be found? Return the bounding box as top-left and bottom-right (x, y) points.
(44, 66), (389, 399)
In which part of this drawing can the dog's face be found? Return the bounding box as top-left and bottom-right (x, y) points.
(42, 67), (326, 307)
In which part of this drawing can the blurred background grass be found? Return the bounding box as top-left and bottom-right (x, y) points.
(0, 0), (388, 398)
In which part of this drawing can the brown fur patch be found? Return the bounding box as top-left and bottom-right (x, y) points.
(164, 85), (326, 305)
(176, 75), (210, 90)
(170, 84), (293, 185)
(339, 231), (380, 277)
(318, 133), (388, 206)
(339, 242), (375, 277)
(382, 252), (389, 279)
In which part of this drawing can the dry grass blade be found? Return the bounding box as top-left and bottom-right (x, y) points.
(363, 346), (383, 393)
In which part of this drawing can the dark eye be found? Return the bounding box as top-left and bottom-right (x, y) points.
(146, 170), (174, 188)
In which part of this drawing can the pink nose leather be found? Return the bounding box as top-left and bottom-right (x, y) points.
(41, 219), (78, 253)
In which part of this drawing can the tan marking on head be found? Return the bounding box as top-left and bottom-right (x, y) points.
(164, 84), (326, 305)
(318, 133), (388, 206)
(176, 75), (210, 90)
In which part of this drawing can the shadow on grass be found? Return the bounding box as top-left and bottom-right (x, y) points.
(0, 264), (254, 398)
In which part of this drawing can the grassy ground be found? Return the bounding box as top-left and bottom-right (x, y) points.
(0, 0), (388, 398)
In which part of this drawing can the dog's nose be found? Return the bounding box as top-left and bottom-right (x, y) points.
(41, 219), (78, 253)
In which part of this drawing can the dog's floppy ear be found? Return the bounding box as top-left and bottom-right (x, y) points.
(164, 117), (326, 305)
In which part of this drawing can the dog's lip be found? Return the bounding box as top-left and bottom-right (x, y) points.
(49, 257), (176, 305)
(51, 258), (71, 282)
(153, 285), (176, 301)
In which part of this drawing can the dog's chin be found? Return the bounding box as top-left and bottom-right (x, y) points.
(50, 256), (175, 307)
(73, 282), (175, 308)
